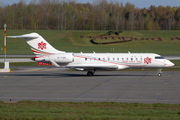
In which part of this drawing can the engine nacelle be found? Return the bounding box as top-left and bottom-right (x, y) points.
(45, 53), (74, 63)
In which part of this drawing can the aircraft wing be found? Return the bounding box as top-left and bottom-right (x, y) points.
(67, 65), (120, 71)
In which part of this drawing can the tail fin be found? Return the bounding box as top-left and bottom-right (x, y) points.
(7, 33), (65, 56)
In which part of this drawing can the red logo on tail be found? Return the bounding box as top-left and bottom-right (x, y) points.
(144, 57), (151, 64)
(38, 41), (46, 50)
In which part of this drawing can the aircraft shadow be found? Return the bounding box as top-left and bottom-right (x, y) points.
(3, 73), (154, 78)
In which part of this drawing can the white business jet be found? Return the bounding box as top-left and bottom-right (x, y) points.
(7, 33), (174, 76)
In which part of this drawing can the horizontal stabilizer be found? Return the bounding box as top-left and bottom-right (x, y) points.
(7, 36), (38, 39)
(7, 33), (39, 39)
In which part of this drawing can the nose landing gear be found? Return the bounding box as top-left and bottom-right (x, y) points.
(157, 69), (162, 77)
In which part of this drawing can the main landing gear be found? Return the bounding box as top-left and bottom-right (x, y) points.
(157, 69), (162, 77)
(87, 70), (95, 76)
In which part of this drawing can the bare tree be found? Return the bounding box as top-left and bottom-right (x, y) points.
(30, 0), (37, 4)
(39, 0), (50, 29)
(125, 2), (135, 30)
(111, 2), (123, 31)
(94, 0), (108, 30)
(167, 14), (174, 30)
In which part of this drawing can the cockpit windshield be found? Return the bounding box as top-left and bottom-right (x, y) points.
(155, 56), (165, 59)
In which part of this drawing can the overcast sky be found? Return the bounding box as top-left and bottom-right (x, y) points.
(1, 0), (180, 8)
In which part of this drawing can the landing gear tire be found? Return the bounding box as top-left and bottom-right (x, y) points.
(87, 71), (94, 76)
(157, 73), (162, 77)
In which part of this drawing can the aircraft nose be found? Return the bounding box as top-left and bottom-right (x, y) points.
(170, 62), (175, 67)
(165, 61), (174, 67)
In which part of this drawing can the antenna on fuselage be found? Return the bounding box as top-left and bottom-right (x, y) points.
(128, 51), (130, 54)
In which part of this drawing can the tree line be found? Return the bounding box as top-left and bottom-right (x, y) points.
(0, 0), (180, 30)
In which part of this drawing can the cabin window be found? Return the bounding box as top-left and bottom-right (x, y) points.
(131, 58), (133, 61)
(122, 58), (124, 61)
(117, 58), (119, 61)
(85, 58), (87, 61)
(113, 58), (115, 61)
(103, 58), (105, 61)
(126, 58), (128, 61)
(108, 58), (110, 61)
(140, 58), (142, 61)
(98, 58), (100, 61)
(94, 58), (96, 61)
(136, 58), (138, 61)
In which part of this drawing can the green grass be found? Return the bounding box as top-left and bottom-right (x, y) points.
(0, 30), (180, 55)
(171, 60), (180, 66)
(0, 101), (180, 120)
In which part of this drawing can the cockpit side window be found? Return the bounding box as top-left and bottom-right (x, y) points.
(155, 56), (165, 59)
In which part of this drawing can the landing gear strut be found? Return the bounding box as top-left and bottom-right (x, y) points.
(157, 69), (162, 77)
(87, 70), (95, 76)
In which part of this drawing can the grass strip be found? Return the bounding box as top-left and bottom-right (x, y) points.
(0, 101), (180, 120)
(1, 30), (180, 55)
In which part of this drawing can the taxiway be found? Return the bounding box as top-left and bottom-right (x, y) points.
(0, 67), (180, 104)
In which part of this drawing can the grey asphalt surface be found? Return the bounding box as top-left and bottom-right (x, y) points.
(0, 58), (33, 62)
(0, 67), (180, 104)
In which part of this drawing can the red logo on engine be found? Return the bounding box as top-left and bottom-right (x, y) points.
(38, 41), (46, 50)
(144, 57), (151, 64)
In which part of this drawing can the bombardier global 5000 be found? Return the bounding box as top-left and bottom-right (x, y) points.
(8, 33), (174, 76)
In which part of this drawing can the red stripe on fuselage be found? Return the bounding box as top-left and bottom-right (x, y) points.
(31, 49), (54, 55)
(74, 55), (146, 67)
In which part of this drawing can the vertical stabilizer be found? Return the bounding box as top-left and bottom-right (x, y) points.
(7, 33), (65, 56)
